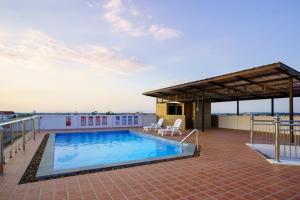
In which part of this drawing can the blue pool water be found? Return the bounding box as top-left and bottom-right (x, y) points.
(53, 130), (181, 170)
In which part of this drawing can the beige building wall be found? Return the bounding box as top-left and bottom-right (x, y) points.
(216, 115), (300, 131)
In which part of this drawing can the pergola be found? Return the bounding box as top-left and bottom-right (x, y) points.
(143, 62), (300, 134)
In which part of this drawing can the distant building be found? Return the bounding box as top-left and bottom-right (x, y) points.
(0, 111), (17, 121)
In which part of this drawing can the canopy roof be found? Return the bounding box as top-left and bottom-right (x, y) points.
(143, 62), (300, 102)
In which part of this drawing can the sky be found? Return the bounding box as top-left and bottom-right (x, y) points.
(0, 0), (300, 113)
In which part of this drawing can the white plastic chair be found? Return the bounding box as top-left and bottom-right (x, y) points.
(143, 118), (164, 132)
(158, 119), (182, 136)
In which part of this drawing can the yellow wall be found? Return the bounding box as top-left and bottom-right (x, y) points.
(156, 102), (186, 130)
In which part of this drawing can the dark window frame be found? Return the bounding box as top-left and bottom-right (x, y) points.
(167, 103), (182, 115)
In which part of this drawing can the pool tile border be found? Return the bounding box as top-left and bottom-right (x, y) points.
(36, 130), (197, 179)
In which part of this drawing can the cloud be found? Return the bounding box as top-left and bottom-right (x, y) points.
(0, 29), (151, 75)
(149, 25), (181, 40)
(104, 0), (146, 37)
(103, 0), (181, 40)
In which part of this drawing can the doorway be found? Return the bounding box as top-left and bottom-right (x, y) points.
(185, 102), (194, 129)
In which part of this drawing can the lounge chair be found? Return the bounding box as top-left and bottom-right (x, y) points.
(158, 119), (182, 136)
(143, 118), (164, 132)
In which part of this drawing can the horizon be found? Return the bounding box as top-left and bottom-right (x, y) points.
(1, 0), (300, 113)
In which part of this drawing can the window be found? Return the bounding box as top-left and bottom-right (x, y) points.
(66, 116), (71, 127)
(167, 104), (182, 115)
(102, 116), (107, 125)
(88, 116), (93, 126)
(128, 116), (132, 125)
(115, 116), (120, 125)
(96, 116), (101, 125)
(134, 116), (138, 125)
(81, 116), (86, 126)
(122, 116), (126, 125)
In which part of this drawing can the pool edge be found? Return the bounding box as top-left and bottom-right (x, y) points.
(36, 130), (197, 180)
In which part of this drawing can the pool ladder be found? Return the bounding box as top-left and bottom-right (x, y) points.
(180, 129), (199, 153)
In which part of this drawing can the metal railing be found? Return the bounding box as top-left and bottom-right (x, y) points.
(250, 115), (300, 162)
(0, 115), (40, 175)
(250, 116), (275, 145)
(180, 129), (199, 152)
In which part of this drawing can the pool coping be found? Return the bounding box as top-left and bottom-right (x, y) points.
(36, 130), (196, 179)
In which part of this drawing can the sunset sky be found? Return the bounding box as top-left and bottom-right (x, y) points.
(0, 0), (300, 113)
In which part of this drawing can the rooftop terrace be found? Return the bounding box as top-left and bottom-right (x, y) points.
(1, 128), (300, 200)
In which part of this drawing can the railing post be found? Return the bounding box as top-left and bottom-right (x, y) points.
(274, 115), (280, 162)
(21, 121), (26, 151)
(10, 124), (13, 158)
(32, 119), (36, 141)
(0, 126), (4, 175)
(250, 115), (254, 144)
(38, 117), (41, 133)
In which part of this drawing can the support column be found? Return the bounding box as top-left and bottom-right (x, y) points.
(289, 79), (294, 143)
(237, 100), (240, 116)
(271, 98), (274, 116)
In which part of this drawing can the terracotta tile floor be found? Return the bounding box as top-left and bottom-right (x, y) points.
(1, 128), (300, 200)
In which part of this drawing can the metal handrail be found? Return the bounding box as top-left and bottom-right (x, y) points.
(253, 119), (274, 123)
(180, 129), (199, 152)
(250, 115), (300, 162)
(280, 120), (300, 123)
(0, 115), (40, 175)
(253, 123), (274, 126)
(0, 115), (40, 126)
(280, 124), (300, 127)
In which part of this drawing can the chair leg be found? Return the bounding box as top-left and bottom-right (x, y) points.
(178, 130), (182, 135)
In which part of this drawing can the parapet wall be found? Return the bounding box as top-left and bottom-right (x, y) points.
(39, 114), (156, 130)
(212, 115), (300, 131)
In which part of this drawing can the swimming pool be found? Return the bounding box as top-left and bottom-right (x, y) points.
(37, 130), (196, 178)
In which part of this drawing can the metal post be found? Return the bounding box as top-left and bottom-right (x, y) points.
(237, 100), (240, 116)
(32, 119), (36, 140)
(250, 115), (254, 144)
(274, 115), (280, 162)
(0, 126), (4, 175)
(289, 79), (294, 143)
(271, 98), (274, 116)
(38, 117), (41, 133)
(22, 121), (25, 151)
(17, 122), (20, 151)
(9, 124), (13, 158)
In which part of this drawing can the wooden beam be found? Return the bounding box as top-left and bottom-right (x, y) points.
(234, 75), (286, 96)
(170, 89), (188, 94)
(209, 81), (260, 98)
(189, 85), (225, 98)
(276, 67), (300, 81)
